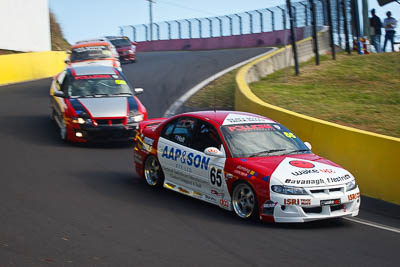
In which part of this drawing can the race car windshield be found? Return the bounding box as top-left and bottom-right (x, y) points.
(67, 76), (132, 97)
(220, 123), (311, 158)
(110, 38), (132, 47)
(70, 46), (112, 61)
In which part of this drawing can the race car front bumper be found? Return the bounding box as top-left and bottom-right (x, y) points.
(69, 123), (138, 142)
(261, 187), (361, 223)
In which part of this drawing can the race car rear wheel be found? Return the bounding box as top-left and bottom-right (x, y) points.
(232, 182), (258, 219)
(144, 156), (164, 187)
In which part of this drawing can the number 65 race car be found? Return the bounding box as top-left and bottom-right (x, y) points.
(133, 111), (360, 223)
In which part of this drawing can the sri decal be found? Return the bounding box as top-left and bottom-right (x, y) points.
(161, 146), (210, 170)
(284, 199), (311, 205)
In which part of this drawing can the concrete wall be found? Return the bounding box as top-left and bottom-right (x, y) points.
(136, 28), (305, 52)
(235, 32), (400, 205)
(0, 0), (51, 52)
(0, 52), (66, 86)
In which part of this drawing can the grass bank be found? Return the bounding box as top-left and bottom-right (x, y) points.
(185, 52), (400, 138)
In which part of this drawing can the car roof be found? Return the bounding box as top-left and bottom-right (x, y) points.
(105, 36), (130, 40)
(71, 41), (110, 49)
(68, 65), (117, 76)
(175, 110), (277, 126)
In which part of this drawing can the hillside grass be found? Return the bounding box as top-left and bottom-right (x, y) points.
(185, 52), (400, 138)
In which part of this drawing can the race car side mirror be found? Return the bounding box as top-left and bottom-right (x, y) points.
(53, 91), (65, 98)
(304, 142), (312, 150)
(204, 147), (224, 158)
(134, 88), (144, 95)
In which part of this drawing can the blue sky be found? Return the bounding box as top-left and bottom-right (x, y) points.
(49, 0), (400, 44)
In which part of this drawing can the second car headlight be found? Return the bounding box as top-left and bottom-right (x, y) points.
(128, 114), (144, 123)
(72, 117), (90, 124)
(271, 185), (308, 195)
(346, 180), (357, 191)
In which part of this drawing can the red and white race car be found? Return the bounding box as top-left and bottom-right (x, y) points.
(134, 111), (360, 223)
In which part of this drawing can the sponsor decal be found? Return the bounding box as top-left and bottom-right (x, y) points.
(292, 169), (320, 176)
(273, 124), (281, 130)
(227, 124), (273, 132)
(223, 113), (273, 125)
(289, 160), (315, 169)
(262, 176), (270, 182)
(262, 200), (277, 215)
(115, 80), (126, 85)
(142, 137), (154, 152)
(74, 46), (106, 52)
(326, 174), (351, 183)
(164, 166), (204, 188)
(237, 165), (250, 173)
(161, 146), (210, 170)
(320, 199), (341, 206)
(285, 178), (326, 185)
(175, 135), (185, 143)
(284, 199), (311, 205)
(348, 192), (360, 201)
(74, 74), (112, 80)
(247, 170), (258, 179)
(193, 191), (203, 197)
(211, 189), (224, 198)
(178, 187), (190, 194)
(219, 199), (230, 208)
(225, 173), (233, 179)
(283, 132), (296, 138)
(133, 151), (142, 163)
(205, 195), (217, 203)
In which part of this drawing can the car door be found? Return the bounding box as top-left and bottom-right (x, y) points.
(190, 120), (232, 210)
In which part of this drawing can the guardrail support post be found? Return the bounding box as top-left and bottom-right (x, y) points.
(277, 7), (286, 30)
(226, 15), (233, 35)
(216, 17), (223, 36)
(255, 10), (264, 32)
(299, 2), (308, 26)
(206, 18), (213, 37)
(195, 19), (202, 38)
(166, 22), (172, 40)
(175, 20), (182, 39)
(129, 26), (137, 41)
(185, 19), (192, 39)
(154, 23), (160, 40)
(318, 0), (328, 25)
(246, 12), (254, 34)
(266, 9), (275, 31)
(142, 24), (148, 41)
(234, 14), (243, 35)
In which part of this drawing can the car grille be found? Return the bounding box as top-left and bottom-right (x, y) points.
(302, 204), (344, 214)
(86, 129), (133, 141)
(95, 118), (125, 125)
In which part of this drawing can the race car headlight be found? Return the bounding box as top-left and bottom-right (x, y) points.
(72, 117), (92, 125)
(271, 185), (308, 195)
(346, 180), (357, 191)
(128, 114), (144, 123)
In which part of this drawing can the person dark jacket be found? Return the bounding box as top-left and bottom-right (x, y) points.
(370, 12), (382, 35)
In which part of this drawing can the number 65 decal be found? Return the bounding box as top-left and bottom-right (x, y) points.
(210, 167), (223, 187)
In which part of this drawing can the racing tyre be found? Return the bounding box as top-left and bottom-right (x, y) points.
(144, 155), (164, 187)
(232, 182), (258, 220)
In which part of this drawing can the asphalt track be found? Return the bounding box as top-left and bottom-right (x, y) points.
(0, 48), (399, 266)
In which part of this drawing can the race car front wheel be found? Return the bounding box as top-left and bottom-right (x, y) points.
(144, 156), (164, 187)
(232, 182), (258, 219)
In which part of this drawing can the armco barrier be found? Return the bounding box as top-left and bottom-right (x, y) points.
(235, 34), (400, 205)
(136, 28), (305, 52)
(0, 51), (66, 86)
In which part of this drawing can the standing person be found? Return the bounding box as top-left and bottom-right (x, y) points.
(370, 9), (382, 53)
(382, 11), (397, 52)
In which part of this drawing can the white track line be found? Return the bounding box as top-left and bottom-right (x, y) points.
(343, 217), (400, 234)
(162, 48), (278, 118)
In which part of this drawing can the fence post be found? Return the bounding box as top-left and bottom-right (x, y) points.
(277, 6), (286, 30)
(216, 17), (223, 36)
(185, 19), (192, 39)
(154, 23), (160, 40)
(206, 18), (213, 37)
(130, 26), (136, 41)
(255, 10), (264, 32)
(142, 24), (148, 41)
(310, 0), (320, 65)
(326, 0), (336, 59)
(175, 20), (182, 39)
(195, 19), (202, 38)
(299, 2), (308, 26)
(266, 8), (275, 31)
(318, 0), (328, 25)
(246, 12), (253, 34)
(166, 22), (171, 40)
(342, 0), (351, 54)
(235, 14), (243, 35)
(226, 15), (233, 35)
(336, 0), (342, 47)
(292, 5), (297, 26)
